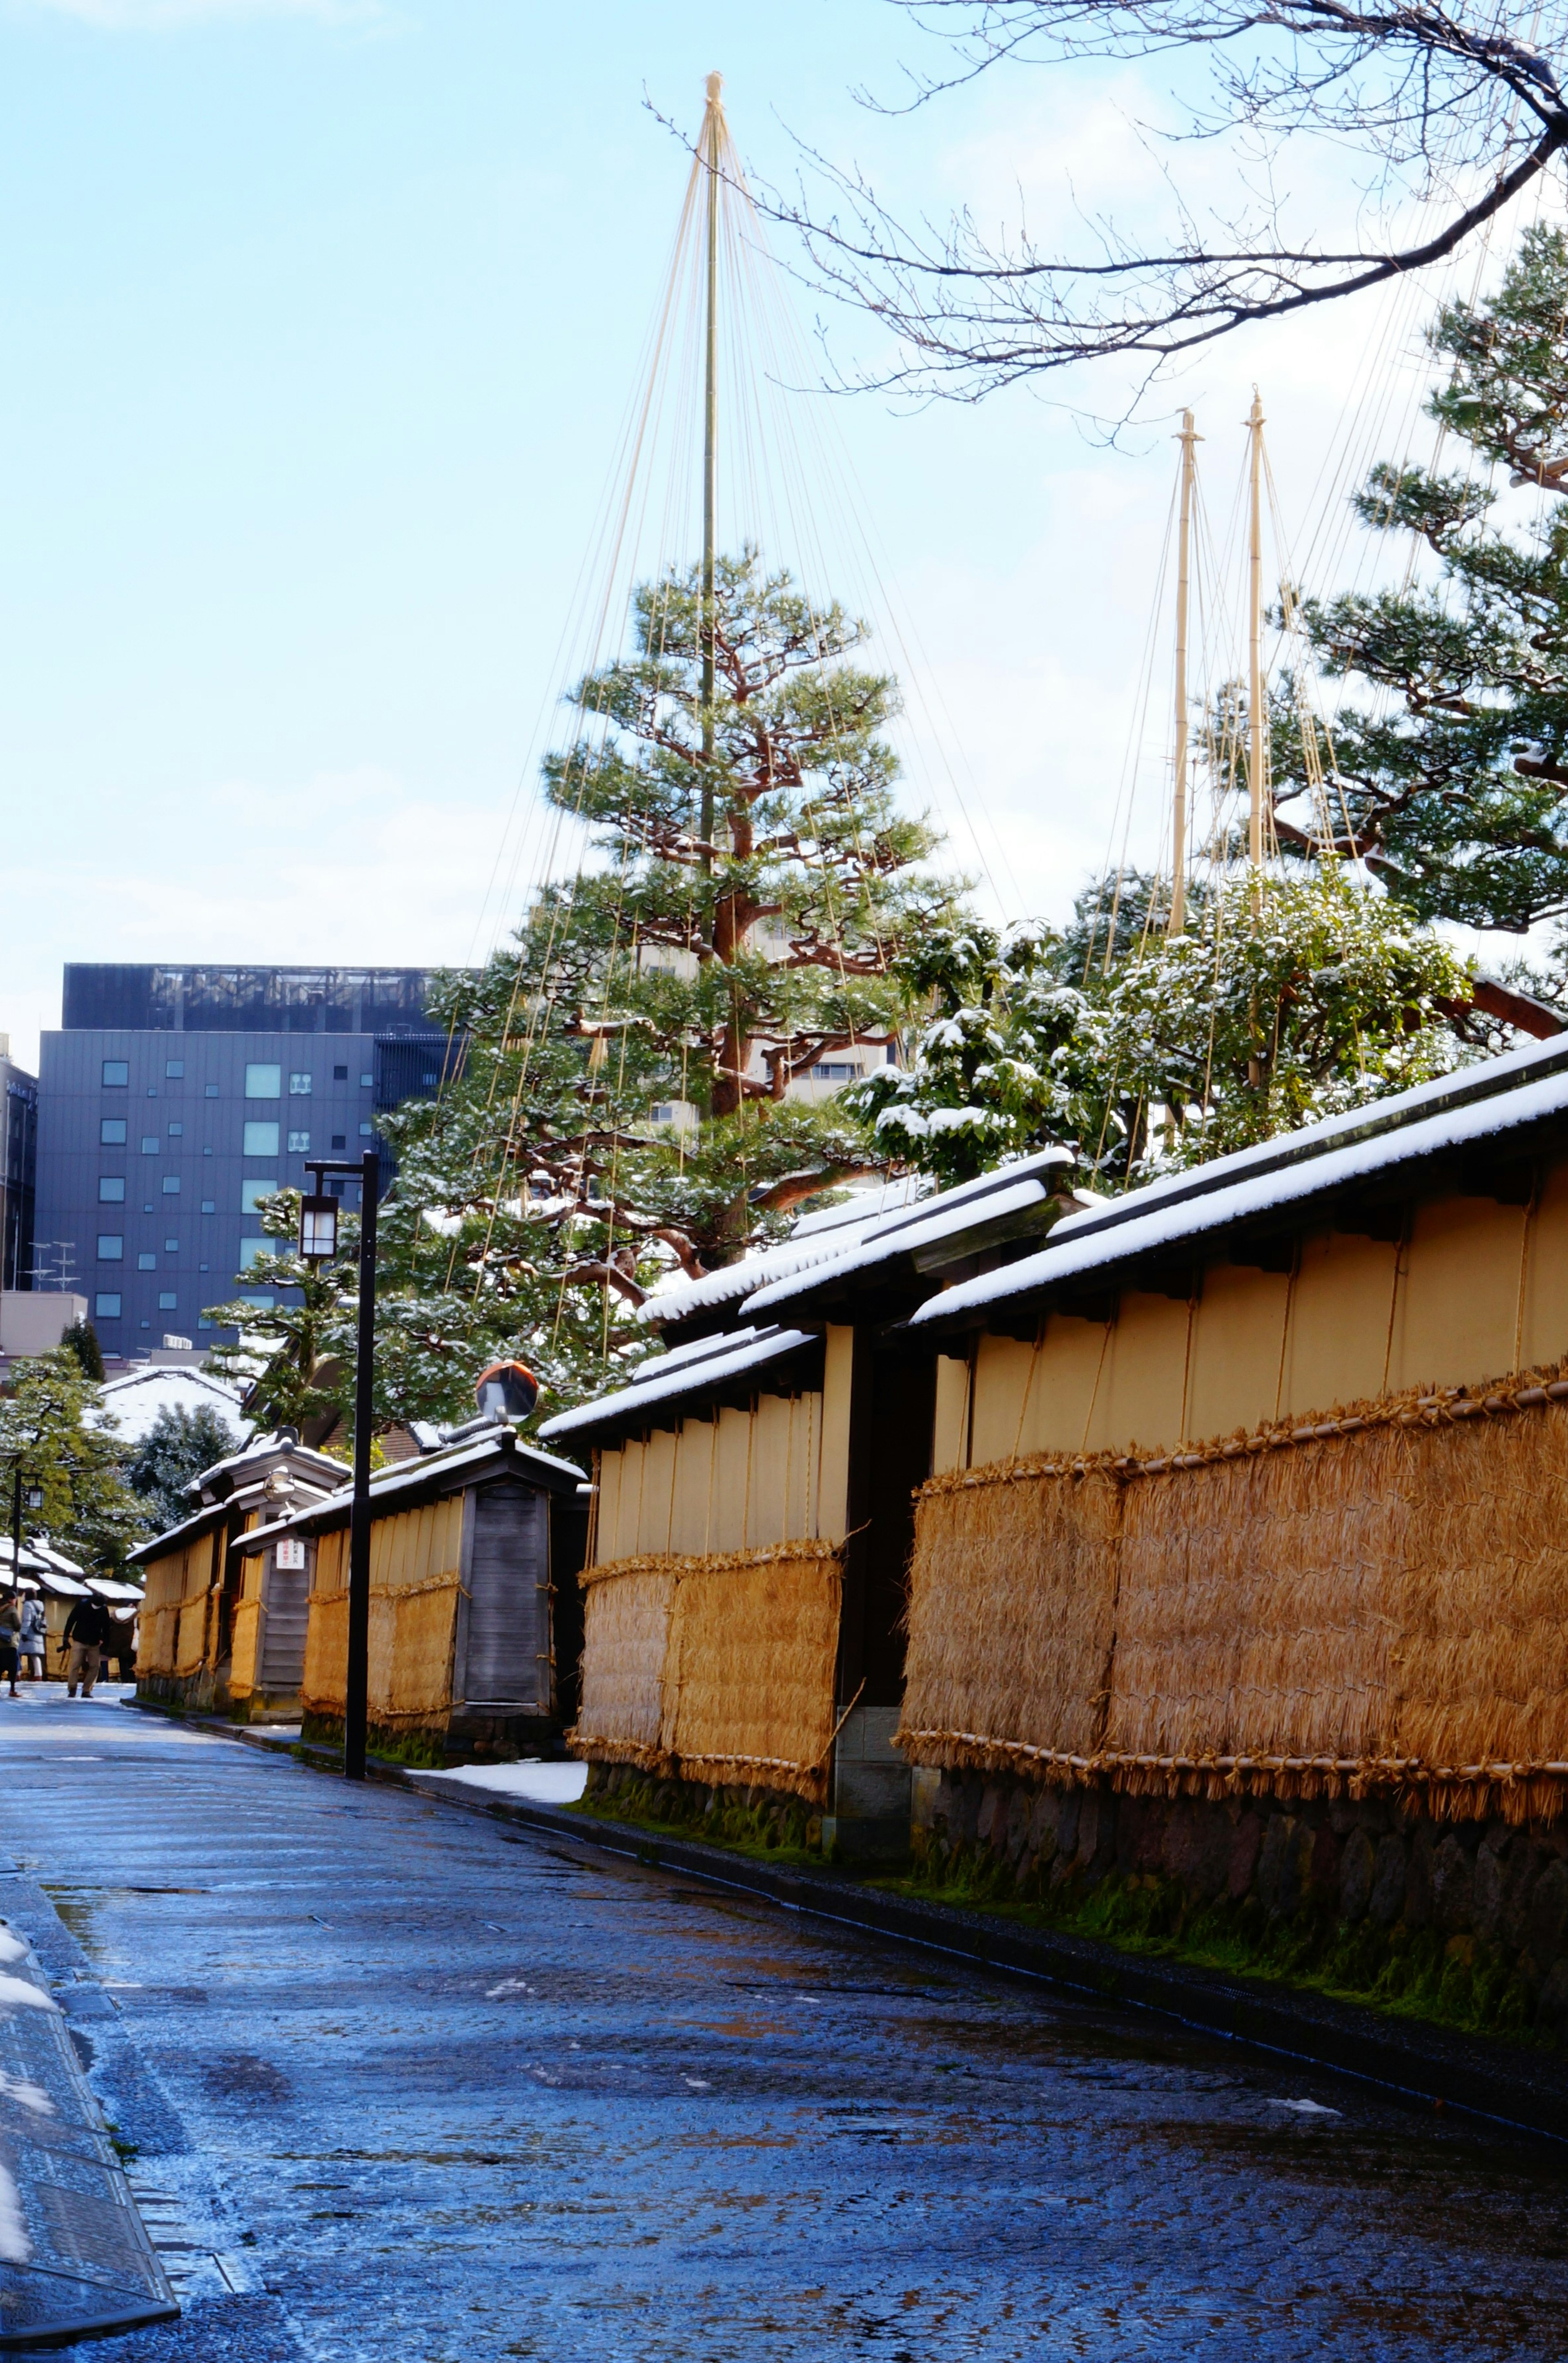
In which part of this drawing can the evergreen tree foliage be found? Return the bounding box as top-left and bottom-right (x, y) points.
(60, 1320), (105, 1382)
(1284, 227), (1568, 932)
(123, 1404), (243, 1535)
(852, 869), (1467, 1186)
(281, 552), (958, 1432)
(204, 1192), (359, 1434)
(0, 1351), (151, 1569)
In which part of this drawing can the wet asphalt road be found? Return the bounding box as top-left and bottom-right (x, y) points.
(1, 1690), (1567, 2363)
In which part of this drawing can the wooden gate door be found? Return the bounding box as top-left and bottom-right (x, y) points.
(459, 1483), (552, 1714)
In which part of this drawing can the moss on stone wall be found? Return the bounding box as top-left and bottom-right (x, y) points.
(576, 1760), (826, 1867)
(901, 1771), (1568, 2051)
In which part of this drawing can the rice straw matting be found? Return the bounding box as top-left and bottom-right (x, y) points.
(897, 1369), (1568, 1822)
(570, 1541), (844, 1801)
(900, 1467), (1120, 1778)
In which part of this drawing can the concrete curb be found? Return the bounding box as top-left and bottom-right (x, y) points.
(127, 1699), (1568, 2145)
(0, 1887), (179, 2350)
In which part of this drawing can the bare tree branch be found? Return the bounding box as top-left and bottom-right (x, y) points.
(755, 0), (1568, 392)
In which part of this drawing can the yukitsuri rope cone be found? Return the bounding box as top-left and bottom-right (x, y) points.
(570, 1540), (844, 1803)
(898, 1367), (1568, 1824)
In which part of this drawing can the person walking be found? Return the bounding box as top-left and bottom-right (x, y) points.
(0, 1596), (20, 1700)
(62, 1594), (112, 1699)
(18, 1594), (45, 1682)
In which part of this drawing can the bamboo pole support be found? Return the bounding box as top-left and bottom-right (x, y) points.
(1168, 410), (1200, 938)
(699, 72), (722, 898)
(1247, 389), (1265, 919)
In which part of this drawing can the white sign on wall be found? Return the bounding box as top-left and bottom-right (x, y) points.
(274, 1537), (306, 1570)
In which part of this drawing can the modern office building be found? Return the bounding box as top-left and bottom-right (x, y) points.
(34, 966), (463, 1348)
(0, 1035), (39, 1292)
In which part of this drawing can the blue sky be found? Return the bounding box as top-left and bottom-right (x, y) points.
(0, 0), (1520, 1067)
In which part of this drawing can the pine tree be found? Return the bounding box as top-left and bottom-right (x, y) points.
(0, 1351), (151, 1568)
(123, 1404), (243, 1531)
(316, 552), (958, 1429)
(1285, 227), (1568, 932)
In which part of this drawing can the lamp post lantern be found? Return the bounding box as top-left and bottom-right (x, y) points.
(299, 1150), (379, 1781)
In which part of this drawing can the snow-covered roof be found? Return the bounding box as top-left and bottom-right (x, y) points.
(185, 1431), (347, 1506)
(237, 1423), (585, 1547)
(742, 1146), (1076, 1323)
(126, 1464), (341, 1565)
(538, 1325), (821, 1446)
(646, 1175), (926, 1335)
(0, 1538), (90, 1597)
(91, 1364), (250, 1449)
(911, 1054), (1568, 1338)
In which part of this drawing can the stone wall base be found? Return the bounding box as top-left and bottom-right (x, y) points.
(913, 1767), (1568, 2047)
(584, 1760), (825, 1853)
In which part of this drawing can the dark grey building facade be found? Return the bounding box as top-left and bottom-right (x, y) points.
(1, 1040), (38, 1291)
(35, 967), (463, 1346)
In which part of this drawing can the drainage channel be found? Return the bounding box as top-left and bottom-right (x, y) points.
(0, 1915), (178, 2350)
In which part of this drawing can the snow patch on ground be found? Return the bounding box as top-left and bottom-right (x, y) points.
(408, 1761), (588, 1803)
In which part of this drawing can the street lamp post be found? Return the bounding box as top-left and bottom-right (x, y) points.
(298, 1149), (379, 1783)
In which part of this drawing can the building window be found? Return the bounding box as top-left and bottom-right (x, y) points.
(166, 1061), (184, 1079)
(158, 1291), (177, 1310)
(203, 1145), (212, 1156)
(333, 1064), (348, 1081)
(98, 1177), (126, 1203)
(137, 1253), (156, 1271)
(101, 1060), (128, 1088)
(99, 1118), (127, 1145)
(243, 1120), (280, 1157)
(239, 1239), (271, 1270)
(141, 1135), (158, 1154)
(200, 1199), (216, 1214)
(359, 1122), (374, 1137)
(165, 1237), (179, 1252)
(331, 1133), (346, 1150)
(94, 1292), (122, 1319)
(811, 1062), (860, 1081)
(162, 1175), (180, 1195)
(167, 1121), (183, 1137)
(287, 1130), (310, 1153)
(96, 1234), (123, 1261)
(198, 1262), (208, 1272)
(239, 1290), (274, 1308)
(289, 1072), (312, 1096)
(205, 1082), (220, 1099)
(359, 1072), (373, 1088)
(241, 1178), (278, 1213)
(245, 1063), (281, 1099)
(198, 1317), (214, 1331)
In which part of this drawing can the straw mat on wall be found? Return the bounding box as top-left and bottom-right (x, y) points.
(571, 1540), (843, 1803)
(899, 1376), (1568, 1822)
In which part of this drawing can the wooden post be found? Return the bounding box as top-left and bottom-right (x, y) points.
(1168, 410), (1200, 938)
(1247, 389), (1266, 918)
(699, 72), (722, 898)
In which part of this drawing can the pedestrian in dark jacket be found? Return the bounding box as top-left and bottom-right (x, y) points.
(62, 1596), (112, 1699)
(0, 1596), (19, 1699)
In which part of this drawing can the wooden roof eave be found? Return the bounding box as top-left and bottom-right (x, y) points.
(568, 1333), (827, 1451)
(911, 1115), (1568, 1349)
